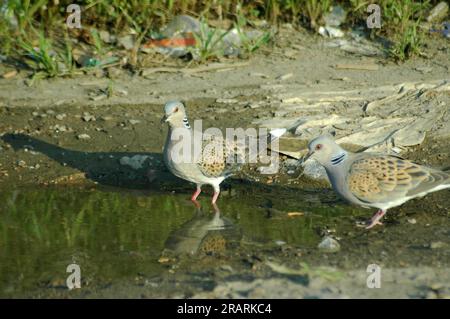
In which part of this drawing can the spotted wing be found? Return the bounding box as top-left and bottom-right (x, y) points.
(347, 155), (450, 204)
(197, 133), (245, 178)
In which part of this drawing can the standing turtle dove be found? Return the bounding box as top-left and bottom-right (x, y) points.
(303, 135), (450, 229)
(162, 100), (285, 204)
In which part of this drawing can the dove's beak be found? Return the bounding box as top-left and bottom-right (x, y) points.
(160, 115), (168, 124)
(300, 150), (313, 164)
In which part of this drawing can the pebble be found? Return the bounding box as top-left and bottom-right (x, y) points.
(129, 119), (141, 125)
(2, 70), (17, 79)
(77, 134), (91, 140)
(51, 124), (68, 132)
(249, 72), (269, 79)
(17, 160), (26, 168)
(118, 35), (135, 50)
(90, 94), (107, 101)
(245, 102), (262, 109)
(318, 236), (340, 253)
(430, 241), (447, 249)
(55, 113), (67, 121)
(276, 73), (293, 81)
(82, 112), (96, 122)
(407, 218), (417, 224)
(216, 98), (238, 104)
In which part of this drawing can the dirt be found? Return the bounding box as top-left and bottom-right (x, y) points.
(0, 26), (449, 299)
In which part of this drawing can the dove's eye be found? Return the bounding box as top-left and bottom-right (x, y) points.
(173, 107), (179, 113)
(315, 144), (323, 151)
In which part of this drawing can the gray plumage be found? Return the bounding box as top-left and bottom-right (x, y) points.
(162, 100), (285, 204)
(304, 135), (450, 228)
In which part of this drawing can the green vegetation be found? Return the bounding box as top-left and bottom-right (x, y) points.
(0, 0), (443, 80)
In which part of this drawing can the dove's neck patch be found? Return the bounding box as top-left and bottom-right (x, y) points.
(331, 152), (347, 166)
(182, 117), (190, 129)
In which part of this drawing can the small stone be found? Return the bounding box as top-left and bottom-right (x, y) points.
(55, 113), (67, 120)
(107, 67), (122, 78)
(2, 70), (17, 79)
(100, 116), (113, 121)
(158, 257), (170, 264)
(276, 73), (293, 81)
(318, 236), (340, 253)
(220, 265), (234, 272)
(430, 241), (447, 249)
(90, 94), (107, 101)
(17, 160), (26, 168)
(116, 89), (128, 96)
(426, 2), (448, 23)
(245, 102), (262, 109)
(249, 72), (269, 78)
(129, 120), (141, 125)
(53, 124), (67, 132)
(284, 158), (300, 168)
(82, 113), (96, 122)
(99, 30), (113, 43)
(118, 35), (135, 50)
(407, 218), (417, 224)
(77, 134), (91, 140)
(216, 98), (238, 104)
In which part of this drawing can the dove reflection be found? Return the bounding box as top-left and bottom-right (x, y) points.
(163, 202), (241, 256)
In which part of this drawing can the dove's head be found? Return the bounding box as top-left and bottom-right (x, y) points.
(161, 101), (190, 128)
(304, 135), (347, 167)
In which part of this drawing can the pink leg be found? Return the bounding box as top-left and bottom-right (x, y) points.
(191, 186), (201, 201)
(191, 200), (201, 209)
(211, 191), (220, 204)
(366, 209), (386, 229)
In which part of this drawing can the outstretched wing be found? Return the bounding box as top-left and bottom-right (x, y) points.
(347, 155), (450, 204)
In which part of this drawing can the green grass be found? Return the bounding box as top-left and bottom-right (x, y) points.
(0, 0), (442, 76)
(191, 17), (232, 62)
(389, 21), (424, 61)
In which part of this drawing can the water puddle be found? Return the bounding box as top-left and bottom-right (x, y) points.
(1, 183), (449, 298)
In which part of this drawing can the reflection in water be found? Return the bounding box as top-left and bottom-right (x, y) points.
(0, 185), (345, 297)
(164, 202), (240, 255)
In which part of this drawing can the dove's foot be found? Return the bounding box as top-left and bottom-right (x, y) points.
(211, 191), (220, 204)
(191, 186), (202, 201)
(365, 209), (386, 229)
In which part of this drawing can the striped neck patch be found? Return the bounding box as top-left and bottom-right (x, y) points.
(331, 152), (347, 166)
(182, 117), (190, 129)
